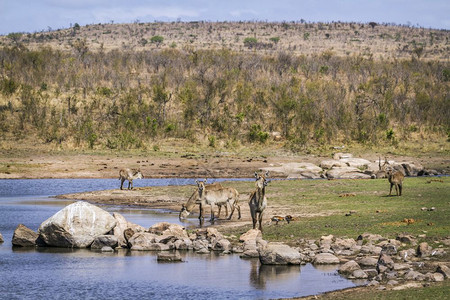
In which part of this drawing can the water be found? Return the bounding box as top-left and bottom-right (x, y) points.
(0, 179), (361, 299)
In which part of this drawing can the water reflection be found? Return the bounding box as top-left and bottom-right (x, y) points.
(249, 259), (301, 289)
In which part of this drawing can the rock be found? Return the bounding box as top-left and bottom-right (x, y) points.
(239, 229), (262, 242)
(392, 282), (422, 290)
(259, 243), (301, 265)
(326, 167), (371, 179)
(313, 253), (340, 265)
(101, 246), (114, 252)
(149, 222), (189, 240)
(113, 213), (145, 247)
(193, 239), (209, 251)
(123, 228), (135, 244)
(352, 269), (368, 279)
(367, 280), (380, 286)
(91, 235), (118, 249)
(12, 224), (40, 247)
(399, 249), (416, 261)
(396, 234), (416, 244)
(436, 264), (450, 279)
(157, 252), (183, 262)
(339, 157), (371, 169)
(358, 233), (384, 243)
(358, 257), (378, 268)
(320, 160), (347, 169)
(360, 244), (383, 255)
(196, 248), (210, 254)
(393, 263), (411, 271)
(38, 201), (117, 248)
(381, 243), (398, 255)
(212, 238), (231, 252)
(0, 232), (3, 243)
(261, 162), (323, 179)
(417, 242), (433, 257)
(174, 239), (193, 250)
(365, 269), (379, 278)
(332, 238), (357, 251)
(377, 253), (394, 269)
(242, 240), (260, 258)
(386, 279), (399, 286)
(425, 272), (444, 282)
(338, 260), (361, 275)
(128, 232), (159, 250)
(319, 235), (334, 246)
(333, 153), (353, 160)
(404, 270), (426, 281)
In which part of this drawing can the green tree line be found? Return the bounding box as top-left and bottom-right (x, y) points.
(0, 45), (448, 150)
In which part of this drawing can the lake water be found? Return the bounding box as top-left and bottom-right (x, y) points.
(0, 179), (361, 299)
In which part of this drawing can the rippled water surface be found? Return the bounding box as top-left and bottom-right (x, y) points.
(0, 179), (360, 299)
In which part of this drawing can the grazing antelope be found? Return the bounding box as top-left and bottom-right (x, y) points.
(249, 171), (269, 232)
(119, 168), (143, 190)
(179, 182), (229, 220)
(196, 179), (241, 222)
(387, 169), (405, 196)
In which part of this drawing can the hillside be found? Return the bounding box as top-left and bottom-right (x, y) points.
(0, 21), (449, 156)
(1, 21), (449, 60)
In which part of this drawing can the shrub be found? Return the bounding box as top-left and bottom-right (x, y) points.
(249, 124), (269, 143)
(243, 37), (258, 48)
(150, 35), (164, 44)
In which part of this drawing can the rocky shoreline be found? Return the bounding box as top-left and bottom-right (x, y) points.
(6, 201), (449, 293)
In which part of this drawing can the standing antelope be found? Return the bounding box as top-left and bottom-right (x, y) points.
(196, 179), (241, 222)
(378, 157), (405, 196)
(387, 169), (404, 196)
(179, 182), (231, 220)
(249, 171), (269, 232)
(119, 168), (144, 190)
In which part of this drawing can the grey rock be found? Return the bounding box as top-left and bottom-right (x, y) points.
(313, 253), (340, 265)
(38, 201), (117, 248)
(259, 243), (301, 265)
(157, 252), (183, 262)
(417, 242), (433, 257)
(91, 235), (118, 249)
(396, 234), (416, 244)
(425, 272), (445, 282)
(367, 280), (380, 286)
(386, 280), (399, 286)
(338, 260), (361, 275)
(239, 229), (262, 242)
(113, 212), (145, 248)
(352, 269), (368, 279)
(436, 264), (450, 279)
(393, 263), (411, 271)
(358, 257), (378, 267)
(381, 243), (398, 255)
(101, 246), (114, 252)
(365, 269), (379, 278)
(404, 270), (426, 281)
(212, 238), (231, 252)
(326, 166), (371, 179)
(378, 253), (394, 269)
(12, 224), (40, 247)
(128, 232), (159, 250)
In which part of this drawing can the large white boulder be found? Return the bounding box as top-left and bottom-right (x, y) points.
(38, 201), (117, 248)
(259, 242), (302, 265)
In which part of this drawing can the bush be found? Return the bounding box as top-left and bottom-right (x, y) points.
(249, 124), (269, 143)
(243, 37), (258, 48)
(150, 35), (164, 44)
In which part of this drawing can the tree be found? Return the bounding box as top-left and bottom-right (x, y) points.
(369, 22), (377, 29)
(150, 35), (164, 46)
(243, 37), (258, 48)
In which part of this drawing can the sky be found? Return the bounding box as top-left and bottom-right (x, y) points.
(0, 0), (449, 35)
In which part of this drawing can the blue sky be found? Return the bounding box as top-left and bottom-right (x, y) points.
(0, 0), (448, 35)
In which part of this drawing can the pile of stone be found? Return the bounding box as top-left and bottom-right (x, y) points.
(10, 201), (450, 288)
(261, 153), (438, 179)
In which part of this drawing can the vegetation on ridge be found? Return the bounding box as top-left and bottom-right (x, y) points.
(0, 21), (448, 152)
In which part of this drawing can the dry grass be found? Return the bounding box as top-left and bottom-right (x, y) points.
(1, 21), (448, 60)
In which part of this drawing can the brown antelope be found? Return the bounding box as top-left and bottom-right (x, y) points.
(378, 157), (405, 196)
(387, 169), (405, 196)
(196, 179), (241, 222)
(119, 168), (143, 190)
(249, 171), (269, 231)
(179, 182), (230, 220)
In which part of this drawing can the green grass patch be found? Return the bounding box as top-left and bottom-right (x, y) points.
(220, 177), (449, 242)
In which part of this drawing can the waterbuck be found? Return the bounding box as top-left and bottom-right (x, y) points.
(119, 168), (143, 190)
(196, 179), (241, 222)
(378, 156), (405, 196)
(387, 169), (405, 196)
(249, 171), (269, 232)
(179, 182), (229, 220)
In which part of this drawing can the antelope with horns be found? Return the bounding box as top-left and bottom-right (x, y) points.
(249, 171), (269, 231)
